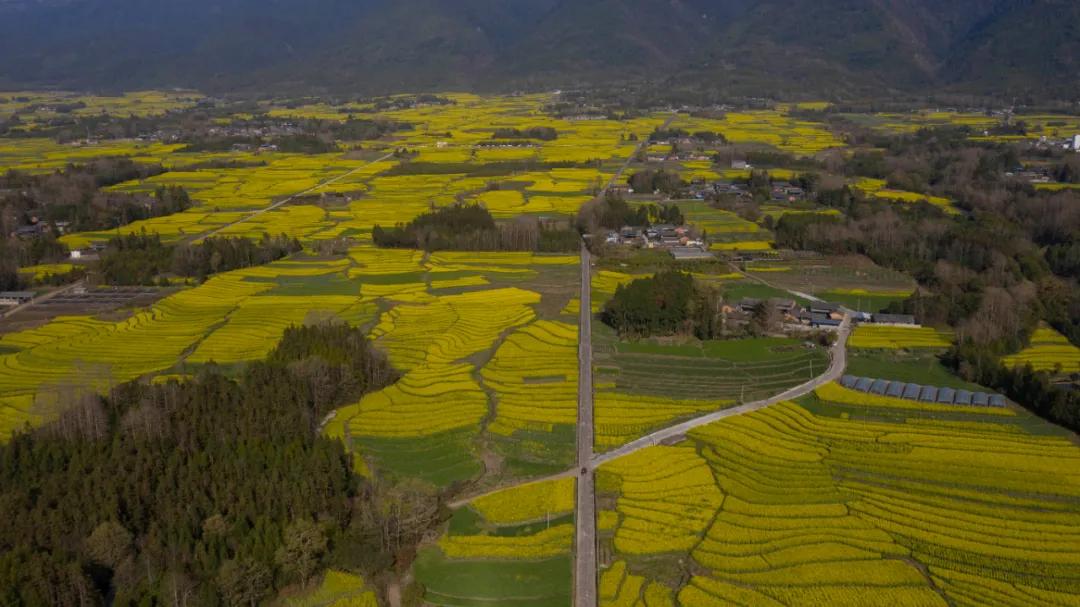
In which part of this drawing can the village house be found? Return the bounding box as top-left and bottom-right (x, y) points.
(0, 291), (35, 306)
(711, 181), (750, 199)
(809, 301), (845, 321)
(770, 183), (806, 202)
(726, 297), (806, 324)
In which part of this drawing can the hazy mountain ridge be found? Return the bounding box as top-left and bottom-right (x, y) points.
(0, 0), (1076, 97)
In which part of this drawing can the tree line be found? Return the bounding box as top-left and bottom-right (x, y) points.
(384, 159), (595, 178)
(491, 127), (557, 141)
(627, 169), (684, 196)
(775, 124), (1080, 431)
(649, 128), (727, 143)
(372, 203), (579, 253)
(1, 160), (190, 238)
(0, 321), (430, 606)
(944, 342), (1080, 434)
(100, 232), (302, 285)
(577, 191), (684, 233)
(602, 270), (763, 339)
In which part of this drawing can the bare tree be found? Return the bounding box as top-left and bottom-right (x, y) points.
(120, 402), (166, 441)
(360, 479), (442, 558)
(216, 559), (272, 607)
(275, 519), (328, 587)
(161, 570), (197, 607)
(35, 384), (107, 441)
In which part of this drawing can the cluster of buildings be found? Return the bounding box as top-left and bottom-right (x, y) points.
(1010, 134), (1080, 152)
(605, 224), (702, 248)
(604, 224), (712, 260)
(840, 375), (1007, 408)
(686, 179), (806, 202)
(689, 181), (748, 200)
(9, 217), (72, 239)
(728, 297), (916, 331)
(727, 298), (844, 329)
(1005, 166), (1054, 183)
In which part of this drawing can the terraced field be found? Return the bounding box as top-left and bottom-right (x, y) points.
(316, 252), (581, 487)
(850, 325), (955, 349)
(592, 323), (828, 453)
(285, 570), (378, 607)
(5, 92), (1080, 606)
(0, 94), (652, 254)
(852, 177), (958, 214)
(596, 389), (1080, 606)
(742, 255), (917, 313)
(0, 249), (581, 470)
(484, 320), (580, 473)
(671, 201), (776, 252)
(1003, 323), (1080, 374)
(667, 111), (844, 157)
(416, 477), (575, 607)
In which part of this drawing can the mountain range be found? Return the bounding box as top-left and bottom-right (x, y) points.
(0, 0), (1077, 98)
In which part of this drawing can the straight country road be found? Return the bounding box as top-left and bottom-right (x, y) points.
(575, 242), (597, 607)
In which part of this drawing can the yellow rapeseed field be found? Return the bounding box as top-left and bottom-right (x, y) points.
(470, 477), (576, 525)
(600, 446), (725, 555)
(1002, 323), (1080, 373)
(437, 524), (573, 560)
(849, 324), (954, 349)
(483, 320), (579, 438)
(286, 570), (378, 607)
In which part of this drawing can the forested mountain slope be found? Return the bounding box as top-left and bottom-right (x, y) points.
(0, 0), (1076, 97)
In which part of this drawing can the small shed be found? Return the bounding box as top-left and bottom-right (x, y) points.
(872, 313), (917, 326)
(670, 247), (714, 261)
(0, 291), (34, 306)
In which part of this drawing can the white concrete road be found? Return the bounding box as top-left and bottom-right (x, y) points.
(574, 242), (598, 607)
